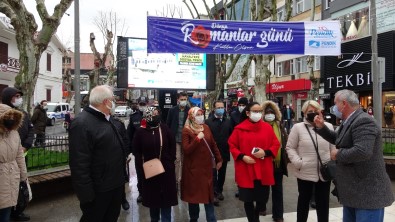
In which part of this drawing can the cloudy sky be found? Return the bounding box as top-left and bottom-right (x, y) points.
(21, 0), (212, 52)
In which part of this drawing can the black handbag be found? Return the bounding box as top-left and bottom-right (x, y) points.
(12, 181), (30, 215)
(305, 124), (336, 181)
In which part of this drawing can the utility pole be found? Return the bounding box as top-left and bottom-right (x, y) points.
(74, 0), (81, 115)
(371, 0), (381, 128)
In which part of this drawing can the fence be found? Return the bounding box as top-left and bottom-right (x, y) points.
(27, 136), (69, 171)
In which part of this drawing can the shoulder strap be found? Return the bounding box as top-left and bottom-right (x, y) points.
(202, 138), (215, 159)
(142, 126), (163, 162)
(304, 124), (323, 166)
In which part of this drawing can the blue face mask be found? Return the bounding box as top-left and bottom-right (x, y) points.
(333, 105), (343, 119)
(215, 108), (225, 116)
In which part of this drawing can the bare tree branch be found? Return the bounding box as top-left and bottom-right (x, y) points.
(189, 0), (200, 19)
(183, 0), (195, 18)
(202, 0), (213, 19)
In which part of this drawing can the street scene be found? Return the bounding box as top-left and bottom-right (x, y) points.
(1, 0), (395, 222)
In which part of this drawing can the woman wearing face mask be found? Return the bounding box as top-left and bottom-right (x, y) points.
(181, 107), (223, 222)
(260, 101), (289, 222)
(132, 107), (178, 222)
(228, 102), (280, 222)
(0, 104), (27, 222)
(285, 100), (335, 222)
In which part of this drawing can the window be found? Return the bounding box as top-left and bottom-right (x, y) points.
(296, 0), (304, 14)
(277, 7), (284, 21)
(284, 60), (291, 76)
(62, 56), (71, 64)
(276, 62), (283, 77)
(0, 41), (8, 65)
(46, 89), (51, 101)
(47, 53), (51, 71)
(314, 56), (320, 70)
(290, 60), (295, 75)
(325, 0), (334, 10)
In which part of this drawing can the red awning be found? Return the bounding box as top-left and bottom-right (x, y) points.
(266, 79), (312, 93)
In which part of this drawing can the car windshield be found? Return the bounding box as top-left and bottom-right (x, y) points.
(46, 105), (57, 112)
(116, 106), (127, 110)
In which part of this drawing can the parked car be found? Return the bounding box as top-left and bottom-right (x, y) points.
(114, 106), (132, 117)
(46, 102), (71, 126)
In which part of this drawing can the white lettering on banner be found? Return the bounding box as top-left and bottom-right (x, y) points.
(337, 52), (372, 68)
(257, 28), (294, 48)
(272, 84), (285, 91)
(326, 72), (371, 89)
(181, 23), (200, 45)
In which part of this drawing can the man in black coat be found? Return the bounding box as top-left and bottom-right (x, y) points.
(69, 85), (126, 222)
(31, 100), (48, 147)
(166, 92), (190, 187)
(230, 97), (248, 128)
(1, 87), (34, 221)
(205, 101), (233, 206)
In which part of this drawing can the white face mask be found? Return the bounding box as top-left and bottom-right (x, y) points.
(195, 115), (204, 125)
(139, 106), (147, 112)
(12, 97), (23, 107)
(179, 101), (187, 107)
(249, 112), (262, 122)
(238, 106), (245, 113)
(106, 101), (116, 115)
(264, 113), (275, 122)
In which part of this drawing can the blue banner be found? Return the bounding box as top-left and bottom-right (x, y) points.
(147, 16), (341, 55)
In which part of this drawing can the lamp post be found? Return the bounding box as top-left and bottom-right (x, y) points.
(74, 0), (81, 114)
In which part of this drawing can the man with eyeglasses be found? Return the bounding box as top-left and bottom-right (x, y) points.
(205, 101), (233, 206)
(1, 87), (34, 221)
(69, 85), (126, 222)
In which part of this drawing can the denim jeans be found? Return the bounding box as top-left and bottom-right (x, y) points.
(149, 207), (171, 222)
(0, 207), (12, 222)
(343, 206), (384, 222)
(188, 203), (216, 222)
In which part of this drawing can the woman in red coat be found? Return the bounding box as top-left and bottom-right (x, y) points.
(228, 102), (280, 222)
(181, 107), (223, 222)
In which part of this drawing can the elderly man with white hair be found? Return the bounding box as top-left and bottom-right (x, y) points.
(69, 85), (126, 222)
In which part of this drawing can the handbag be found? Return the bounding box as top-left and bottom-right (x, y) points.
(142, 127), (165, 179)
(305, 124), (336, 181)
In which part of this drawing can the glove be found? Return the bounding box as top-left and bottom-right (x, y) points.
(197, 132), (204, 139)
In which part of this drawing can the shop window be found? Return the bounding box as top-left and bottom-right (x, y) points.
(338, 7), (370, 42)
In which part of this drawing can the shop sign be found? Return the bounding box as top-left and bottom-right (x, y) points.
(295, 92), (308, 99)
(266, 79), (311, 93)
(225, 80), (243, 89)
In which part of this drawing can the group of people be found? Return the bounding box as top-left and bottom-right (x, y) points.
(66, 86), (394, 222)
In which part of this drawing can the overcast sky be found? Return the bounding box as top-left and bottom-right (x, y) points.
(21, 0), (212, 53)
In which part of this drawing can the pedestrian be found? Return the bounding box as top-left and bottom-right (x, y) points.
(31, 100), (48, 147)
(260, 101), (289, 222)
(282, 104), (294, 133)
(1, 87), (33, 221)
(0, 104), (28, 222)
(132, 107), (178, 222)
(181, 107), (222, 222)
(111, 116), (131, 211)
(166, 92), (190, 189)
(228, 102), (280, 222)
(314, 89), (394, 222)
(205, 100), (233, 206)
(127, 99), (145, 203)
(286, 100), (336, 222)
(69, 85), (126, 222)
(230, 97), (248, 128)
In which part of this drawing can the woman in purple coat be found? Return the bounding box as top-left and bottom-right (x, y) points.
(132, 107), (178, 222)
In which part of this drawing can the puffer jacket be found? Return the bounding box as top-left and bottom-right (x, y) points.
(0, 104), (27, 209)
(285, 120), (335, 182)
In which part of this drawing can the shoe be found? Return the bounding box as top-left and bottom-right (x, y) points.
(121, 200), (130, 210)
(11, 213), (30, 221)
(259, 210), (267, 216)
(217, 192), (224, 201)
(137, 195), (143, 203)
(310, 201), (316, 209)
(213, 197), (220, 207)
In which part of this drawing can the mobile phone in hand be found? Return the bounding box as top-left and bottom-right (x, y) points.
(251, 147), (260, 154)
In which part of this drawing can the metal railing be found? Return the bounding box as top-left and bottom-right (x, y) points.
(27, 136), (69, 171)
(382, 128), (395, 156)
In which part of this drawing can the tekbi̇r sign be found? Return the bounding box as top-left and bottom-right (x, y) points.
(147, 16), (341, 55)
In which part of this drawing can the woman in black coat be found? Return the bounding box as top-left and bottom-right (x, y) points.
(132, 107), (178, 222)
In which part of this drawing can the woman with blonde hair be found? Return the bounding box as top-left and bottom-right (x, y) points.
(181, 107), (222, 222)
(286, 100), (335, 222)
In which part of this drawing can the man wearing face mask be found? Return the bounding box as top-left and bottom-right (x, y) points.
(69, 85), (126, 222)
(31, 100), (48, 147)
(166, 92), (190, 189)
(205, 101), (233, 206)
(314, 89), (394, 222)
(1, 87), (34, 221)
(230, 97), (248, 128)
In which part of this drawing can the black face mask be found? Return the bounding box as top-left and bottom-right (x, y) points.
(3, 119), (15, 129)
(147, 115), (161, 127)
(306, 112), (318, 123)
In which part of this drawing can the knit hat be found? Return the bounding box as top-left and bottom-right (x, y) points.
(238, 97), (248, 106)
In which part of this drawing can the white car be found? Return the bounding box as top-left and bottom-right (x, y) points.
(114, 106), (132, 117)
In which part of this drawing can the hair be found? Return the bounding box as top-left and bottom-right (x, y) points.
(335, 89), (360, 108)
(240, 102), (260, 122)
(178, 92), (188, 99)
(40, 100), (47, 105)
(213, 100), (224, 109)
(89, 85), (113, 105)
(302, 100), (322, 114)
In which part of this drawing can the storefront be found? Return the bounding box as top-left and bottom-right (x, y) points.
(266, 78), (312, 121)
(322, 31), (395, 127)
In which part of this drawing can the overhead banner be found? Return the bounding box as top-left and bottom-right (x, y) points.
(147, 16), (341, 55)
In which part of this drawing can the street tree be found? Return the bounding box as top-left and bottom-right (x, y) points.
(0, 0), (73, 113)
(307, 0), (320, 100)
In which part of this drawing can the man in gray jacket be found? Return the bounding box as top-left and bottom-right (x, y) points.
(313, 89), (394, 222)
